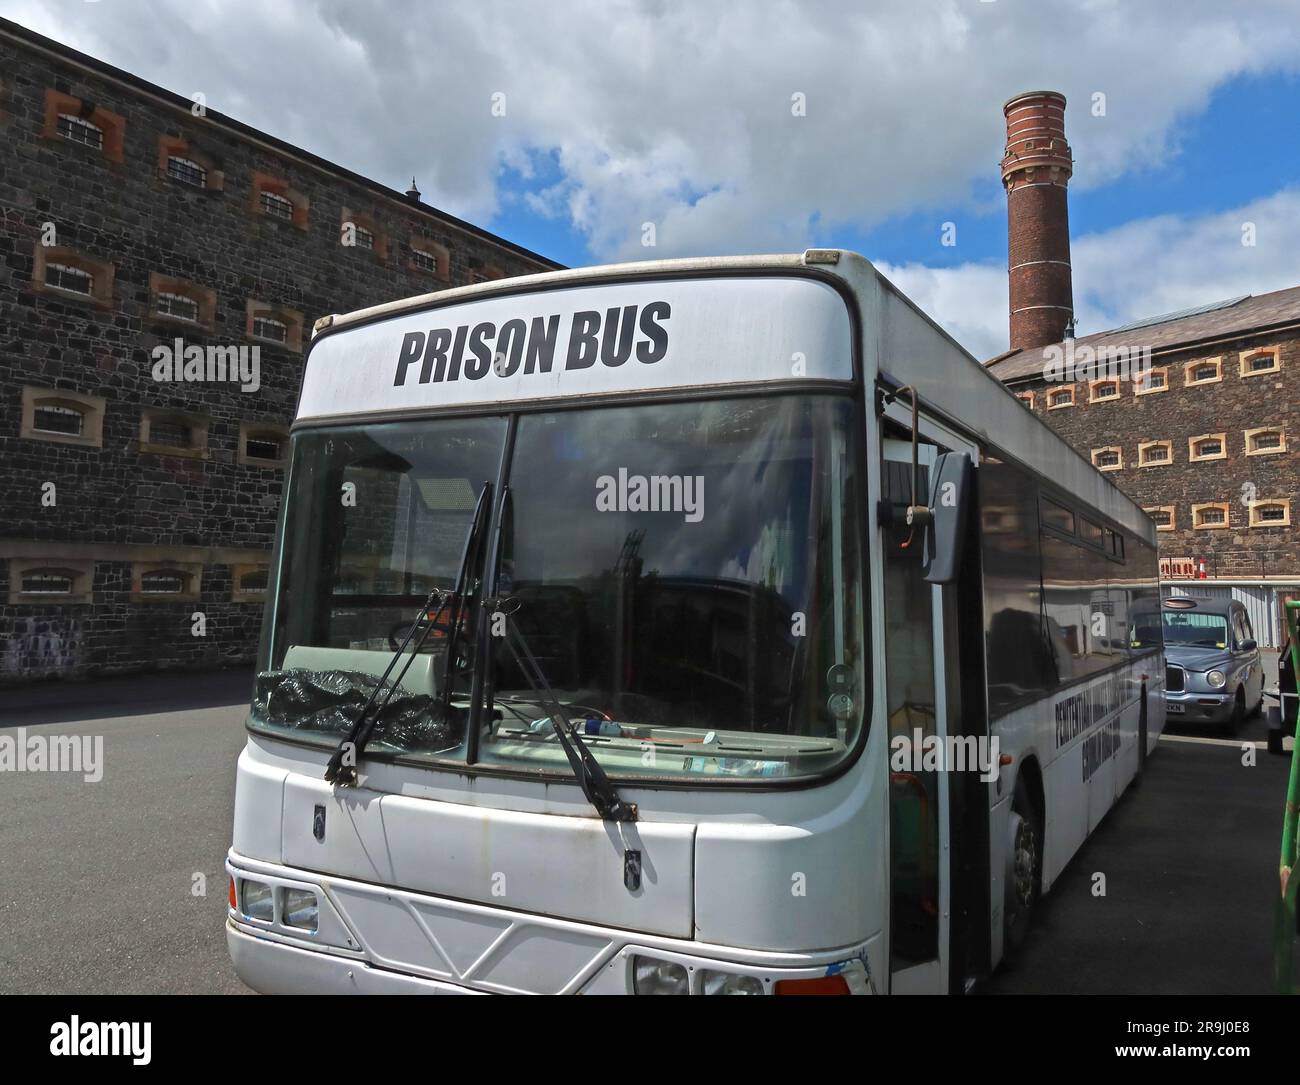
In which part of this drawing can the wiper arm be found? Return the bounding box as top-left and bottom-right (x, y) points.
(497, 613), (637, 823)
(324, 481), (493, 787)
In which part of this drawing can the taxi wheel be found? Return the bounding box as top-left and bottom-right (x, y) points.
(1223, 689), (1245, 736)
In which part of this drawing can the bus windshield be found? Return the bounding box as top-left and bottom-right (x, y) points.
(252, 394), (868, 782)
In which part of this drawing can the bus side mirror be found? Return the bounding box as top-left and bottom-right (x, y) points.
(923, 451), (973, 585)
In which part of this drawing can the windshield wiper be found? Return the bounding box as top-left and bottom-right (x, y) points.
(496, 612), (637, 823)
(324, 481), (493, 787)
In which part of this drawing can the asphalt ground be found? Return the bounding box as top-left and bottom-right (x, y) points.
(987, 710), (1294, 994)
(0, 669), (1293, 995)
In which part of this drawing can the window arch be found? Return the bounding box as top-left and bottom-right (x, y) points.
(1045, 385), (1074, 409)
(1188, 433), (1227, 462)
(1245, 427), (1286, 456)
(1137, 440), (1172, 467)
(1248, 499), (1291, 528)
(149, 273), (217, 330)
(1091, 446), (1122, 471)
(250, 172), (309, 229)
(8, 557), (94, 603)
(409, 238), (451, 281)
(21, 386), (106, 447)
(157, 135), (224, 192)
(130, 562), (201, 602)
(43, 90), (125, 161)
(1239, 347), (1280, 377)
(1184, 357), (1222, 387)
(340, 208), (388, 262)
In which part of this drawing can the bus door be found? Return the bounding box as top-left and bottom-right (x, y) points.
(881, 425), (975, 994)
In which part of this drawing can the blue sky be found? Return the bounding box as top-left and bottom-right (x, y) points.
(8, 0), (1300, 357)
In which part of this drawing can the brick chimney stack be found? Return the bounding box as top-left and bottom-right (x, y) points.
(1002, 91), (1074, 351)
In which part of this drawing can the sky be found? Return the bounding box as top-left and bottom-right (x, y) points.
(6, 0), (1300, 359)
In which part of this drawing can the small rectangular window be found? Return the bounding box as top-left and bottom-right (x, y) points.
(32, 404), (84, 436)
(156, 291), (200, 322)
(21, 570), (75, 594)
(411, 248), (438, 274)
(167, 155), (208, 187)
(252, 316), (287, 343)
(245, 434), (283, 460)
(45, 263), (94, 295)
(1081, 518), (1104, 548)
(353, 225), (375, 250)
(260, 191), (294, 221)
(57, 112), (104, 150)
(140, 571), (187, 594)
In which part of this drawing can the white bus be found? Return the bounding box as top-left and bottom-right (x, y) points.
(226, 250), (1164, 995)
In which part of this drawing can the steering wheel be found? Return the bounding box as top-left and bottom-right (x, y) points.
(388, 617), (434, 652)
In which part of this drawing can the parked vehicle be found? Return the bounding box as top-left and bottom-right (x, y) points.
(1139, 597), (1263, 732)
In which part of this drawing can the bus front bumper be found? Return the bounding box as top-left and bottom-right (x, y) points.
(226, 852), (878, 995)
(227, 921), (480, 994)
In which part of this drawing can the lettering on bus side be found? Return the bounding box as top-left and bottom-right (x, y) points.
(393, 303), (672, 386)
(1053, 667), (1129, 748)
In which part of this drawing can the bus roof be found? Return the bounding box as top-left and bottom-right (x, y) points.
(308, 249), (1156, 544)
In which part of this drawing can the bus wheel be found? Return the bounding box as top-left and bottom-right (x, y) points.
(1004, 790), (1041, 957)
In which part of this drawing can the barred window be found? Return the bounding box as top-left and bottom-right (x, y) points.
(237, 568), (269, 593)
(260, 190), (295, 221)
(1145, 507), (1173, 529)
(1046, 387), (1074, 408)
(245, 432), (283, 461)
(1138, 441), (1171, 466)
(32, 403), (84, 436)
(1247, 500), (1290, 528)
(353, 224), (374, 250)
(140, 570), (188, 595)
(1192, 504), (1228, 528)
(156, 291), (200, 322)
(1090, 380), (1119, 402)
(1189, 433), (1227, 461)
(167, 154), (208, 187)
(57, 112), (103, 149)
(45, 262), (94, 295)
(1246, 428), (1285, 454)
(20, 569), (75, 594)
(252, 316), (287, 343)
(411, 247), (438, 274)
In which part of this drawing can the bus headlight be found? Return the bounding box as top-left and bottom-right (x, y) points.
(240, 879), (274, 922)
(701, 969), (764, 995)
(281, 887), (319, 933)
(632, 956), (689, 995)
(1206, 670), (1226, 688)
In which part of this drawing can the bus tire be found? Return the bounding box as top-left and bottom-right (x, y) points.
(1004, 788), (1042, 958)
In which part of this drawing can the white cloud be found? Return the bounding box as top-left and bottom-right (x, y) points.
(877, 188), (1300, 360)
(7, 0), (1300, 260)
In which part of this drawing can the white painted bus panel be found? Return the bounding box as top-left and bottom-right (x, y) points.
(297, 275), (854, 422)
